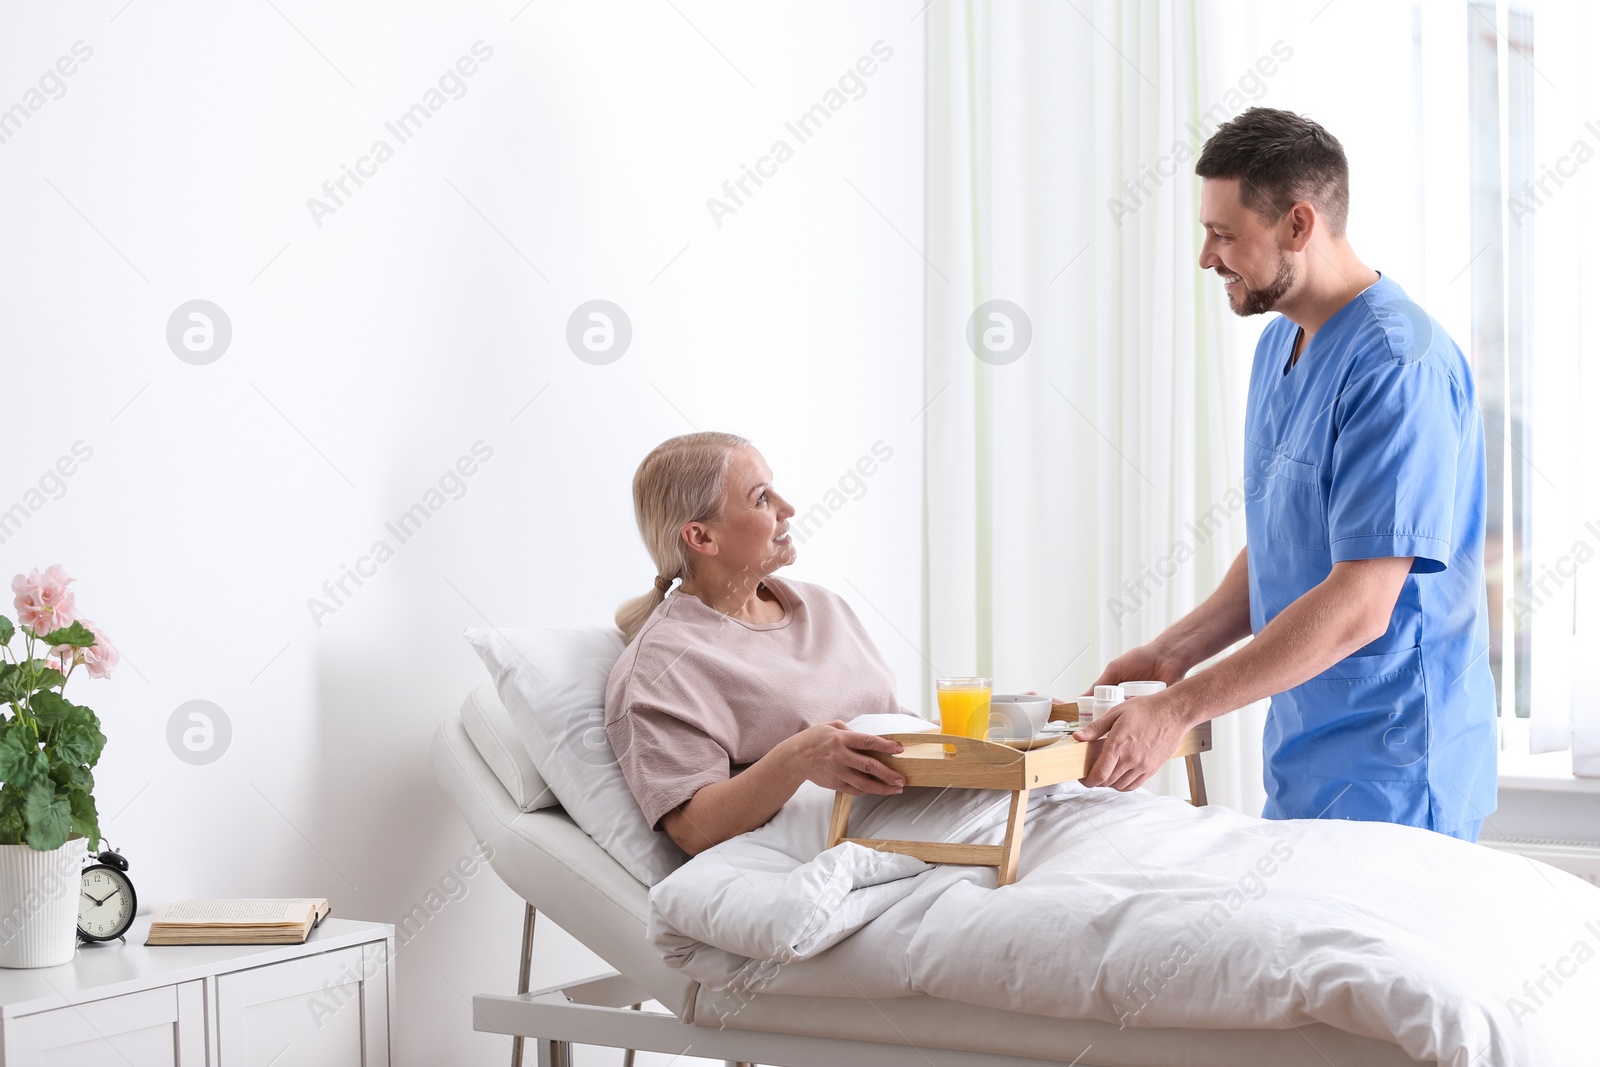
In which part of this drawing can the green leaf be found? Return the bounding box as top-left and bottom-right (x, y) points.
(28, 663), (66, 691)
(54, 715), (104, 769)
(0, 615), (13, 646)
(0, 728), (47, 789)
(48, 758), (92, 794)
(0, 785), (24, 845)
(22, 781), (70, 851)
(68, 790), (98, 853)
(30, 690), (73, 732)
(38, 621), (94, 649)
(0, 664), (24, 705)
(7, 662), (68, 699)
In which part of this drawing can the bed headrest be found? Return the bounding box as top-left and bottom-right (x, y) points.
(463, 625), (688, 886)
(430, 714), (701, 1020)
(459, 683), (557, 812)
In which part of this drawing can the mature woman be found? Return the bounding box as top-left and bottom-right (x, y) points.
(605, 431), (910, 855)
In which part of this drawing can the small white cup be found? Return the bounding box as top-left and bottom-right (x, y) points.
(988, 694), (1053, 739)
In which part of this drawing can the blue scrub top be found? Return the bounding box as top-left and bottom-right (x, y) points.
(1243, 275), (1497, 835)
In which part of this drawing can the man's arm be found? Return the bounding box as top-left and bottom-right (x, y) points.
(1078, 555), (1412, 790)
(1091, 548), (1253, 688)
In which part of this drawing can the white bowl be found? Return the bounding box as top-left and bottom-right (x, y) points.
(988, 694), (1054, 740)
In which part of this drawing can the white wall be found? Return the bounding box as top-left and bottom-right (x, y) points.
(0, 3), (924, 1063)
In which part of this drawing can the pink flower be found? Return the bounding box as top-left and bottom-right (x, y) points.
(11, 565), (77, 636)
(54, 620), (118, 680)
(77, 621), (119, 680)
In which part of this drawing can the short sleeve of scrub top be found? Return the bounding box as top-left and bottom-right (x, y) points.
(1326, 359), (1467, 575)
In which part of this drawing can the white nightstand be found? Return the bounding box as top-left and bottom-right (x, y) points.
(0, 915), (393, 1066)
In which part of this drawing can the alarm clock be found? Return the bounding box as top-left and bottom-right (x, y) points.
(78, 846), (136, 944)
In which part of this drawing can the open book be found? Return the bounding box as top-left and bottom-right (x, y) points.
(145, 898), (331, 946)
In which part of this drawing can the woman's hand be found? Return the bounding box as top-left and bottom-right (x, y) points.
(781, 721), (906, 796)
(663, 721), (906, 855)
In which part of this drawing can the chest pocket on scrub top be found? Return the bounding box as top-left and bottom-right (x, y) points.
(1264, 453), (1328, 551)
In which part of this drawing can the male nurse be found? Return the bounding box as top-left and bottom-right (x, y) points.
(1077, 107), (1497, 840)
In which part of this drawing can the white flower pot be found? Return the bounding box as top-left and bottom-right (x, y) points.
(0, 838), (88, 968)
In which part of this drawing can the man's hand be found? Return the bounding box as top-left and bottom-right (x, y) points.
(1075, 693), (1193, 791)
(1087, 643), (1189, 693)
(781, 721), (906, 796)
(1085, 548), (1252, 696)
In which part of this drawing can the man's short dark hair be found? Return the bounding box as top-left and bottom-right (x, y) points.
(1195, 107), (1350, 236)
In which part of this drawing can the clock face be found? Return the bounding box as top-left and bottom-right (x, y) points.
(78, 866), (136, 942)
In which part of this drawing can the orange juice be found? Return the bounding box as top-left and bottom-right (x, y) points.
(936, 678), (992, 740)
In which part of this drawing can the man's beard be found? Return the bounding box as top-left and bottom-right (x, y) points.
(1228, 255), (1294, 317)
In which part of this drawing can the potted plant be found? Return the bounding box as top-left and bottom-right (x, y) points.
(0, 565), (115, 967)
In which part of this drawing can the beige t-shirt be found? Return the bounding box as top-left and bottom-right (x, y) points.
(604, 577), (904, 830)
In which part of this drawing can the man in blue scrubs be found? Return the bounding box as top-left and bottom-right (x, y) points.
(1077, 108), (1497, 840)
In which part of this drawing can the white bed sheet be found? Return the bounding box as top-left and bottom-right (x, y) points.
(648, 781), (1600, 1067)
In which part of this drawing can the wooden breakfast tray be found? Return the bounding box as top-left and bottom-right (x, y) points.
(826, 722), (1212, 886)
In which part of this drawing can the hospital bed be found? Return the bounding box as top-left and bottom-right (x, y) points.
(432, 683), (1429, 1066)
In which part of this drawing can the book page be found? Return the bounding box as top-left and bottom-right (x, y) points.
(156, 898), (321, 925)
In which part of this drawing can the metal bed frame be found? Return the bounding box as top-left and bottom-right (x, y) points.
(494, 899), (1128, 1067)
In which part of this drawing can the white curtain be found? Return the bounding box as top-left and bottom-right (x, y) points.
(922, 0), (1271, 813)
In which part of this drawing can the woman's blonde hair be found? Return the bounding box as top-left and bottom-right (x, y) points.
(615, 431), (750, 644)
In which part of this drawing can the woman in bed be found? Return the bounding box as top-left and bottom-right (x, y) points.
(605, 431), (911, 856)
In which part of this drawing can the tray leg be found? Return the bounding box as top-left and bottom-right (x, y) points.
(997, 789), (1028, 887)
(1185, 753), (1208, 807)
(827, 792), (853, 848)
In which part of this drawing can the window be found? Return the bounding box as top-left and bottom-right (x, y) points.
(1464, 1), (1536, 719)
(1396, 0), (1594, 754)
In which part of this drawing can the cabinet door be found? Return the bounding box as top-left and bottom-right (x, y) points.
(215, 942), (389, 1067)
(9, 981), (206, 1067)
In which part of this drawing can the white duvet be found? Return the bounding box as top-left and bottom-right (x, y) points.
(648, 779), (1600, 1066)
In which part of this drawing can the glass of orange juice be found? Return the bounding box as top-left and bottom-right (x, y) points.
(936, 677), (992, 742)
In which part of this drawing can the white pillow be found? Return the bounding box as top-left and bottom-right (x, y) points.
(463, 626), (689, 885)
(459, 684), (556, 812)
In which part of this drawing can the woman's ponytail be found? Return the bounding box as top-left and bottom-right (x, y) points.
(614, 584), (667, 645)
